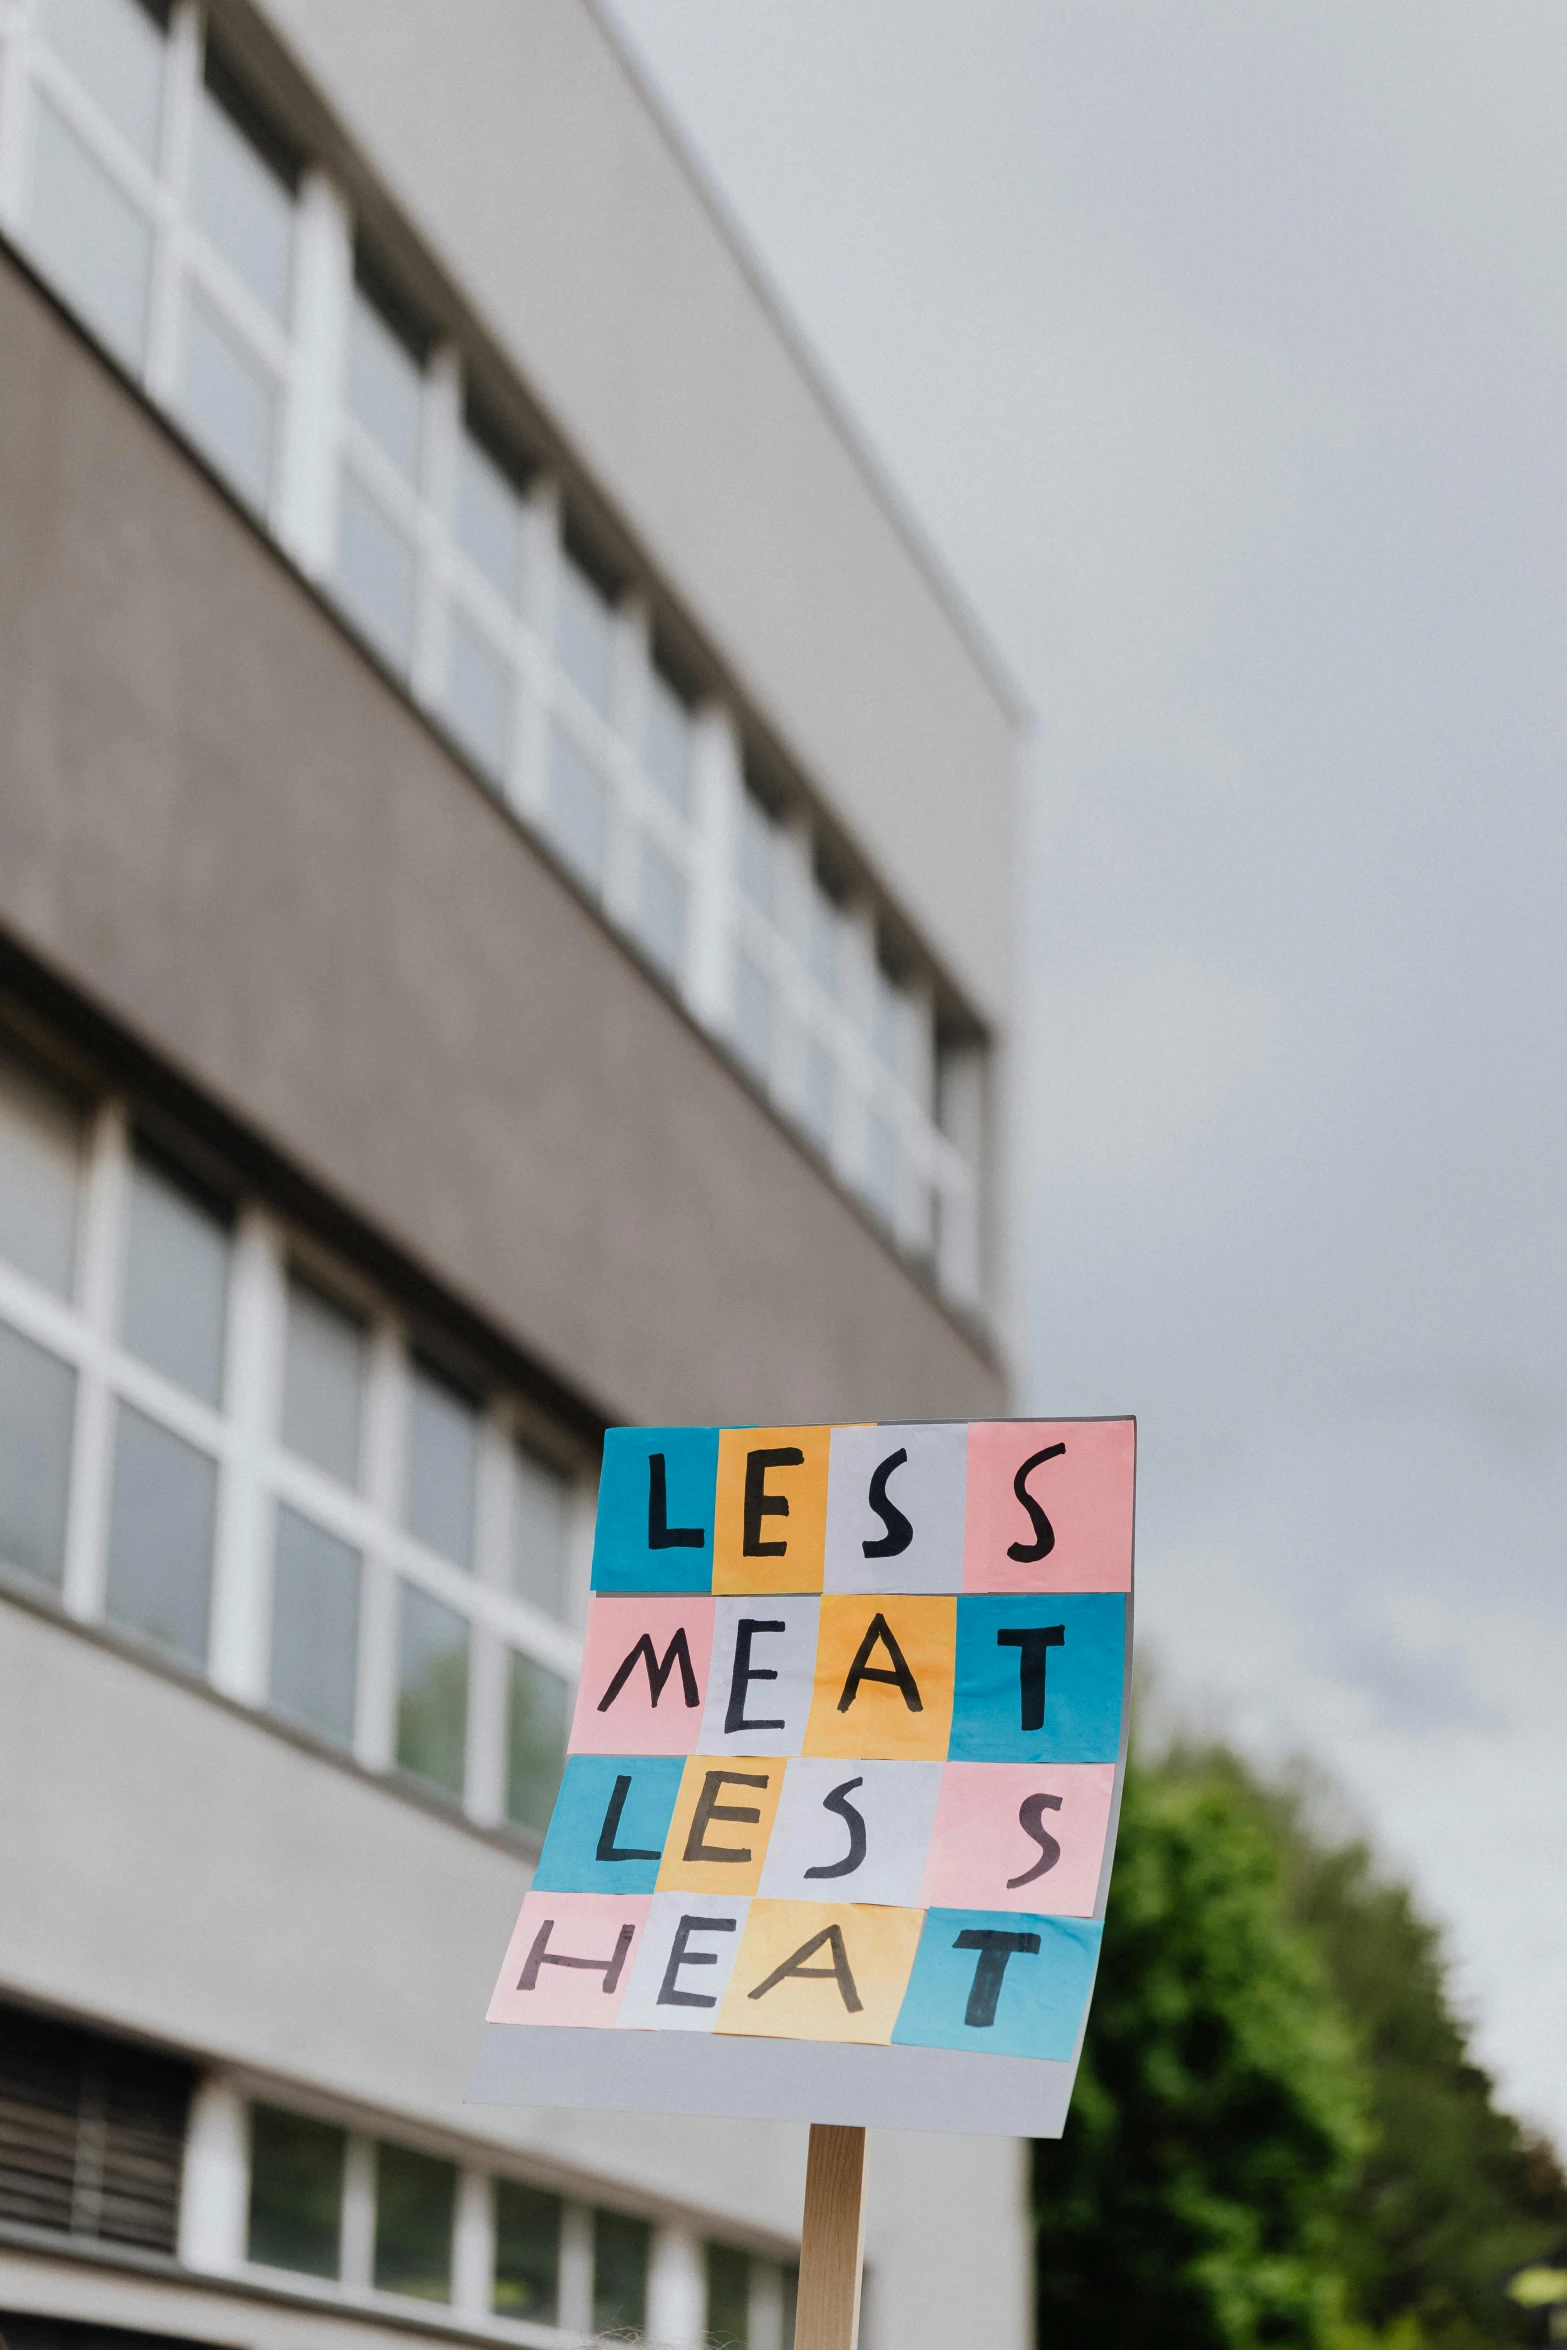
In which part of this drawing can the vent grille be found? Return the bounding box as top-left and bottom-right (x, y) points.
(0, 2006), (194, 2254)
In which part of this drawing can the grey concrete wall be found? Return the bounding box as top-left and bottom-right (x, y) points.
(0, 1599), (1035, 2350)
(0, 252), (1003, 1432)
(246, 0), (1023, 1029)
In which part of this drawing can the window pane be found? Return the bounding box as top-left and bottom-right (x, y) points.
(40, 0), (165, 166)
(120, 1155), (230, 1404)
(506, 1648), (568, 1837)
(636, 836), (686, 982)
(546, 726), (607, 891)
(0, 1321), (75, 1590)
(592, 2210), (649, 2337)
(247, 2104), (344, 2277)
(445, 610), (510, 783)
(336, 470), (416, 672)
(555, 551), (612, 716)
(347, 289), (422, 480)
(281, 1276), (365, 1487)
(873, 967), (904, 1075)
(191, 83), (292, 321)
(456, 433), (522, 606)
(707, 2243), (750, 2349)
(802, 1039), (836, 1156)
(733, 949), (773, 1082)
(405, 1363), (477, 1566)
(492, 2180), (560, 2322)
(782, 2263), (798, 2349)
(180, 291), (276, 511)
(737, 790), (777, 920)
(867, 1113), (898, 1228)
(269, 1506), (359, 1750)
(645, 668), (691, 817)
(104, 1405), (216, 1664)
(809, 886), (841, 1000)
(510, 1444), (570, 1617)
(28, 99), (154, 369)
(0, 1051), (83, 1297)
(373, 2144), (454, 2301)
(395, 1584), (468, 1797)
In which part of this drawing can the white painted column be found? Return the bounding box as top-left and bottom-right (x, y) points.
(452, 2169), (494, 2319)
(355, 1318), (406, 1773)
(558, 2201), (594, 2340)
(0, 0), (35, 237)
(647, 2221), (705, 2350)
(510, 474), (561, 825)
(749, 2259), (786, 2350)
(935, 1041), (986, 1308)
(687, 701), (742, 1036)
(144, 0), (199, 407)
(208, 1207), (284, 1701)
(61, 1101), (128, 1626)
(340, 2134), (377, 2290)
(278, 167), (353, 579)
(177, 2076), (249, 2273)
(604, 591), (651, 938)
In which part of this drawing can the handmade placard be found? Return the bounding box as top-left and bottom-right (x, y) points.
(469, 1417), (1135, 2136)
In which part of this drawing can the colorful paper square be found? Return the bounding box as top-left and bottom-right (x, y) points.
(949, 1594), (1126, 1763)
(618, 1893), (752, 2032)
(569, 1595), (714, 1755)
(760, 1757), (942, 1908)
(891, 1907), (1103, 2059)
(713, 1426), (831, 1594)
(697, 1596), (820, 1756)
(803, 1595), (956, 1761)
(592, 1425), (719, 1592)
(963, 1418), (1135, 1592)
(822, 1421), (967, 1594)
(487, 1891), (649, 2026)
(920, 1763), (1116, 1915)
(717, 1899), (924, 2045)
(656, 1756), (787, 1895)
(531, 1754), (686, 1894)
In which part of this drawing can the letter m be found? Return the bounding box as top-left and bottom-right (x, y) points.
(597, 1628), (700, 1712)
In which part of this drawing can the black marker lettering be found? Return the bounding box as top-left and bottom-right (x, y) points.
(684, 1769), (769, 1864)
(861, 1447), (913, 1559)
(743, 1446), (805, 1556)
(518, 1916), (635, 1994)
(953, 1927), (1041, 2027)
(747, 1923), (863, 2013)
(804, 1777), (867, 1880)
(1006, 1791), (1063, 1888)
(594, 1773), (663, 1864)
(596, 1627), (701, 1712)
(647, 1452), (704, 1550)
(657, 1914), (737, 2009)
(837, 1610), (924, 1713)
(725, 1617), (787, 1734)
(997, 1624), (1064, 1732)
(1007, 1443), (1066, 1563)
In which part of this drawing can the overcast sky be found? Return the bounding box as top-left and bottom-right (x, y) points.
(602, 2), (1567, 2146)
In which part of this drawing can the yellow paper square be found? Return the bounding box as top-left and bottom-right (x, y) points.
(717, 1899), (924, 2044)
(656, 1755), (787, 1895)
(713, 1426), (831, 1594)
(803, 1595), (956, 1760)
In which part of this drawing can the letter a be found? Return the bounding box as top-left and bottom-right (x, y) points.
(746, 1923), (863, 2014)
(836, 1610), (923, 1714)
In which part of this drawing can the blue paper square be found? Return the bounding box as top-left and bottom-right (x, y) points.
(591, 1426), (719, 1593)
(892, 1907), (1103, 2059)
(949, 1593), (1126, 1762)
(530, 1754), (685, 1893)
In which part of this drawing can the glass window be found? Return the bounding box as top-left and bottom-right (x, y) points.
(28, 99), (154, 369)
(281, 1276), (365, 1488)
(190, 80), (293, 321)
(802, 1039), (836, 1156)
(592, 2209), (649, 2338)
(555, 549), (613, 717)
(456, 430), (523, 607)
(506, 1649), (568, 1838)
(636, 836), (686, 982)
(445, 610), (510, 783)
(0, 1050), (83, 1297)
(347, 285), (423, 481)
(179, 290), (276, 511)
(247, 2104), (344, 2278)
(0, 1321), (76, 1590)
(39, 0), (166, 167)
(395, 1584), (468, 1798)
(492, 2180), (561, 2323)
(373, 2143), (454, 2302)
(405, 1362), (478, 1566)
(509, 1443), (571, 1618)
(707, 2243), (750, 2349)
(546, 726), (607, 891)
(119, 1154), (230, 1405)
(873, 965), (904, 1076)
(335, 471), (417, 672)
(809, 884), (841, 1001)
(867, 1113), (898, 1228)
(104, 1404), (217, 1664)
(737, 788), (778, 921)
(733, 949), (773, 1083)
(645, 666), (691, 817)
(269, 1506), (359, 1750)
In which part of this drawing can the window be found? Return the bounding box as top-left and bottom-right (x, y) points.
(510, 1443), (571, 1618)
(0, 1050), (83, 1297)
(0, 1321), (75, 1591)
(27, 96), (155, 368)
(373, 2143), (455, 2302)
(546, 725), (608, 890)
(506, 1648), (568, 1837)
(636, 835), (686, 981)
(0, 2001), (193, 2253)
(104, 1405), (218, 1664)
(190, 59), (295, 323)
(592, 2208), (650, 2337)
(645, 663), (692, 817)
(801, 1039), (836, 1157)
(445, 608), (510, 783)
(405, 1362), (478, 1566)
(281, 1276), (365, 1488)
(737, 785), (778, 920)
(38, 0), (167, 167)
(346, 278), (423, 481)
(119, 1153), (230, 1404)
(179, 290), (277, 510)
(247, 2104), (345, 2278)
(555, 544), (614, 717)
(733, 949), (774, 1084)
(873, 960), (905, 1077)
(269, 1506), (360, 1750)
(707, 2243), (750, 2349)
(492, 2180), (561, 2322)
(809, 877), (842, 1001)
(866, 1113), (899, 1231)
(395, 1584), (469, 1798)
(336, 471), (418, 672)
(456, 424), (524, 608)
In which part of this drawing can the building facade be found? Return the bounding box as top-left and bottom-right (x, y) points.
(0, 3), (1027, 2346)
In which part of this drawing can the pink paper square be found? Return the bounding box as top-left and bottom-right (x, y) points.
(920, 1762), (1117, 1915)
(569, 1595), (716, 1754)
(963, 1418), (1134, 1591)
(488, 1891), (651, 2025)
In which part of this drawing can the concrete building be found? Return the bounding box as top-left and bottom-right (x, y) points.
(0, 4), (1026, 2347)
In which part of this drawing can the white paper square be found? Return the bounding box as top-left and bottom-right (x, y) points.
(619, 1893), (751, 2032)
(759, 1757), (943, 1907)
(822, 1421), (968, 1593)
(697, 1596), (820, 1755)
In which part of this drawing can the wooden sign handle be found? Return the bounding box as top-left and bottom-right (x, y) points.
(795, 2123), (866, 2350)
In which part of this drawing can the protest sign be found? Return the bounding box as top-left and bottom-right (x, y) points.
(469, 1417), (1134, 2140)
